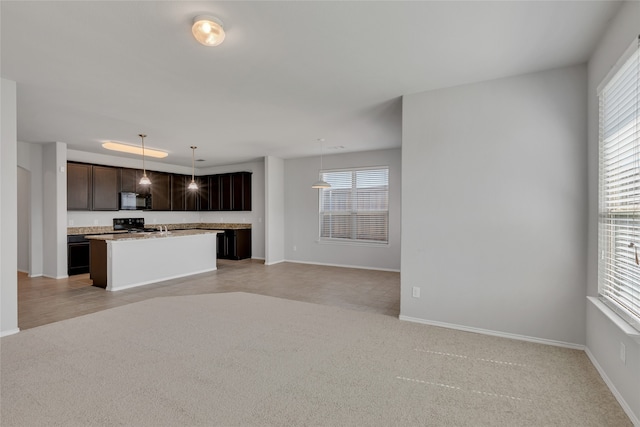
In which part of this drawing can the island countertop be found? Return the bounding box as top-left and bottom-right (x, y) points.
(85, 229), (222, 241)
(68, 222), (251, 236)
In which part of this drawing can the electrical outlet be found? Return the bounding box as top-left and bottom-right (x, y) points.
(69, 219), (74, 226)
(412, 287), (420, 298)
(620, 342), (626, 364)
(293, 245), (297, 251)
(93, 219), (99, 225)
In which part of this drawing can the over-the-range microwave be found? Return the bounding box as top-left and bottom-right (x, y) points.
(119, 192), (152, 210)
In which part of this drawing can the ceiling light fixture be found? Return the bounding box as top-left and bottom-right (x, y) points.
(188, 146), (198, 190)
(312, 139), (331, 189)
(102, 141), (168, 158)
(192, 15), (225, 46)
(138, 134), (151, 185)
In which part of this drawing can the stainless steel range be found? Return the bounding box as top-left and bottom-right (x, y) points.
(113, 218), (158, 233)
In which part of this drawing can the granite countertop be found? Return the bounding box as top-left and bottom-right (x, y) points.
(86, 229), (223, 241)
(68, 222), (251, 235)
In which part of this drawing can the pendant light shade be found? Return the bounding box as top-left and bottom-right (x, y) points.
(312, 180), (331, 189)
(188, 146), (198, 190)
(312, 139), (331, 189)
(138, 134), (151, 185)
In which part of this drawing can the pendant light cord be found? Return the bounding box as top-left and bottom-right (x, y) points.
(191, 146), (197, 181)
(140, 134), (147, 176)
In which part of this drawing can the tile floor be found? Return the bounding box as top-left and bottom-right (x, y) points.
(18, 259), (400, 330)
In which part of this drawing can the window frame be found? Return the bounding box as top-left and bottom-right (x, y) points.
(317, 166), (389, 246)
(597, 37), (640, 333)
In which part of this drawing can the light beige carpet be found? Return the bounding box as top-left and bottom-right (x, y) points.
(0, 292), (631, 426)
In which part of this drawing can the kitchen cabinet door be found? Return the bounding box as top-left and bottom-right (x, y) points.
(170, 174), (186, 211)
(150, 171), (171, 210)
(67, 162), (92, 210)
(217, 229), (252, 260)
(198, 176), (210, 211)
(209, 175), (221, 211)
(220, 173), (233, 211)
(92, 165), (120, 210)
(232, 172), (252, 211)
(120, 168), (137, 193)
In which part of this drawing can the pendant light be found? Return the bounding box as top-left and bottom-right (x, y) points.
(188, 146), (198, 190)
(312, 138), (331, 189)
(138, 134), (151, 185)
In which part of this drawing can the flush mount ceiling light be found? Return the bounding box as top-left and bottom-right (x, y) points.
(102, 141), (168, 159)
(138, 134), (151, 185)
(312, 138), (331, 189)
(192, 15), (225, 46)
(188, 146), (198, 190)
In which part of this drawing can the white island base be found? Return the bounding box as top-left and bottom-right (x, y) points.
(88, 231), (220, 291)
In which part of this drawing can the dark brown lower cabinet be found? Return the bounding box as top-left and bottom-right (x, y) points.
(67, 235), (90, 275)
(89, 240), (107, 288)
(217, 229), (251, 260)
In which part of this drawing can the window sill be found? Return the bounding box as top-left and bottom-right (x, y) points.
(587, 297), (640, 343)
(316, 239), (388, 248)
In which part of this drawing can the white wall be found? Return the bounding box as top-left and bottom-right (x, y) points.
(1, 78), (19, 336)
(265, 156), (285, 265)
(586, 1), (640, 423)
(42, 142), (67, 279)
(401, 65), (587, 347)
(17, 142), (44, 277)
(284, 148), (401, 271)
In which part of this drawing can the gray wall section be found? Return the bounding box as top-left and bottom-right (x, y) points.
(17, 142), (44, 277)
(265, 156), (285, 265)
(284, 148), (401, 271)
(401, 65), (588, 346)
(586, 1), (640, 422)
(17, 167), (30, 273)
(1, 78), (18, 336)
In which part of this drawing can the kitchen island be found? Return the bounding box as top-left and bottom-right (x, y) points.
(86, 230), (221, 291)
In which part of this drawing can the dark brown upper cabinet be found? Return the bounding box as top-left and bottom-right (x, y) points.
(233, 172), (252, 211)
(149, 171), (171, 211)
(67, 162), (251, 212)
(120, 168), (137, 193)
(198, 176), (210, 211)
(220, 173), (233, 211)
(170, 174), (186, 211)
(92, 165), (120, 211)
(67, 162), (92, 210)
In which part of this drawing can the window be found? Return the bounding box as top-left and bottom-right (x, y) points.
(319, 167), (389, 244)
(598, 39), (640, 331)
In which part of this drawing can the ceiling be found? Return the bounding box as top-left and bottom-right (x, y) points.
(1, 1), (622, 167)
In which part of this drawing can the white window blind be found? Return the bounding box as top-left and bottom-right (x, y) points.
(598, 38), (640, 331)
(319, 167), (389, 244)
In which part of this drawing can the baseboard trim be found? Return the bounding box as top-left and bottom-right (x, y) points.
(264, 259), (285, 266)
(43, 274), (69, 280)
(284, 259), (400, 273)
(585, 347), (639, 426)
(399, 315), (584, 350)
(0, 328), (20, 338)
